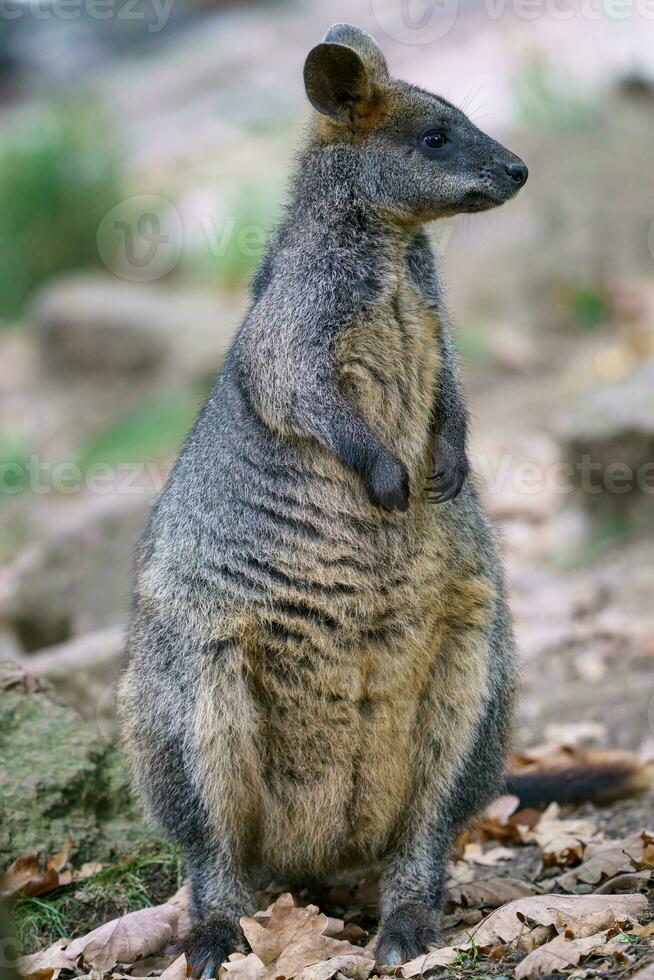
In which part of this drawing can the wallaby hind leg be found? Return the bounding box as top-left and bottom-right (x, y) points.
(175, 839), (255, 978)
(375, 617), (515, 965)
(119, 626), (256, 977)
(128, 724), (256, 976)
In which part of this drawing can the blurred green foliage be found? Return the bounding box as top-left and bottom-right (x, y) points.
(78, 385), (207, 470)
(0, 100), (122, 320)
(513, 52), (595, 130)
(560, 511), (632, 571)
(457, 326), (490, 364)
(569, 283), (610, 331)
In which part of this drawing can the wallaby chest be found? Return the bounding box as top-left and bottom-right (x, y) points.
(245, 584), (439, 876)
(335, 271), (440, 475)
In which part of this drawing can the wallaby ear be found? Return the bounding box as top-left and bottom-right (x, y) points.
(322, 23), (389, 82)
(304, 42), (374, 122)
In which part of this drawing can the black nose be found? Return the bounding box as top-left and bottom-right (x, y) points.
(506, 161), (528, 187)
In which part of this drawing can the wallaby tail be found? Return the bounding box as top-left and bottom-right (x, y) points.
(505, 750), (651, 807)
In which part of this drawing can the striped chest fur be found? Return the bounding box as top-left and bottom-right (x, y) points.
(336, 272), (441, 483)
(193, 275), (456, 879)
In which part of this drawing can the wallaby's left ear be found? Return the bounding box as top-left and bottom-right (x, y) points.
(322, 23), (389, 81)
(304, 23), (388, 124)
(304, 42), (374, 123)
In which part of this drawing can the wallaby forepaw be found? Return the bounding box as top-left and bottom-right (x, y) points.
(366, 454), (410, 513)
(175, 913), (244, 979)
(426, 437), (468, 504)
(375, 903), (441, 967)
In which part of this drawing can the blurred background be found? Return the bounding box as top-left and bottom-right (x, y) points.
(1, 0), (654, 953)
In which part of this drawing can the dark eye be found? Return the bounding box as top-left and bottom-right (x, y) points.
(421, 130), (448, 150)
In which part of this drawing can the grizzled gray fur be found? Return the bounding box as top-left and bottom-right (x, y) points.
(118, 22), (528, 975)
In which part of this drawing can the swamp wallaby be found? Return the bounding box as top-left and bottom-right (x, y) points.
(118, 23), (529, 973)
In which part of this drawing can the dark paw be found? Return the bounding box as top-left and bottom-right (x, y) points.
(426, 437), (468, 504)
(366, 453), (410, 513)
(375, 903), (441, 967)
(175, 912), (244, 978)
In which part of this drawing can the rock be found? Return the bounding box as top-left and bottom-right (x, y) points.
(0, 495), (149, 651)
(31, 274), (241, 381)
(0, 661), (152, 869)
(21, 627), (125, 745)
(558, 359), (654, 527)
(23, 274), (243, 462)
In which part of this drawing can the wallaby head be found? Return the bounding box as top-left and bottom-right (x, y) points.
(304, 23), (528, 222)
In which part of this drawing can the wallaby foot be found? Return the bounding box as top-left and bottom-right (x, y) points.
(426, 435), (468, 504)
(176, 912), (244, 979)
(374, 902), (441, 966)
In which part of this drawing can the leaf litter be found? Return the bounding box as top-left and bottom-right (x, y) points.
(8, 743), (654, 980)
(1, 841), (101, 901)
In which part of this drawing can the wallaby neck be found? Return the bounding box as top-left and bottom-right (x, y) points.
(288, 138), (419, 254)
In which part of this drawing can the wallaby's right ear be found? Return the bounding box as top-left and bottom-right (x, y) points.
(303, 42), (376, 124)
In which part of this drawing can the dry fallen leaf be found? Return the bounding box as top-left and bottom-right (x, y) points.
(340, 924), (368, 945)
(65, 903), (179, 972)
(221, 954), (265, 980)
(401, 943), (469, 977)
(128, 952), (179, 977)
(476, 795), (522, 843)
(597, 869), (653, 893)
(113, 953), (189, 980)
(515, 930), (613, 979)
(449, 877), (542, 909)
(74, 862), (104, 882)
(557, 830), (654, 891)
(16, 940), (72, 980)
(465, 893), (647, 947)
(403, 895), (647, 978)
(564, 910), (614, 939)
(0, 839), (97, 900)
(484, 795), (521, 824)
(0, 856), (60, 900)
(443, 907), (483, 929)
(461, 843), (514, 866)
(516, 925), (554, 954)
(159, 953), (190, 980)
(519, 803), (600, 868)
(167, 883), (192, 936)
(223, 894), (369, 980)
(301, 954), (375, 980)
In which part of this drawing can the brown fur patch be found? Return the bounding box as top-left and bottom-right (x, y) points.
(314, 83), (390, 141)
